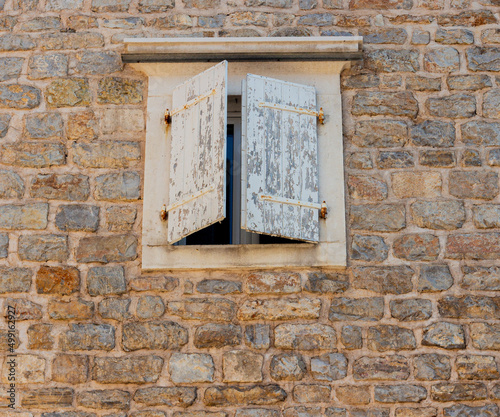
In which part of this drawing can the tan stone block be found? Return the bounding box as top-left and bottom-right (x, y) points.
(168, 298), (236, 321)
(52, 354), (89, 384)
(396, 407), (437, 417)
(72, 141), (141, 168)
(21, 388), (73, 409)
(27, 324), (54, 350)
(392, 172), (442, 198)
(0, 267), (32, 293)
(470, 322), (500, 350)
(274, 324), (336, 350)
(353, 355), (410, 380)
(237, 297), (321, 321)
(36, 265), (80, 295)
(204, 385), (286, 406)
(169, 353), (214, 383)
(194, 323), (241, 348)
(92, 356), (163, 384)
(134, 386), (196, 407)
(245, 272), (301, 295)
(67, 111), (97, 140)
(348, 175), (388, 201)
(393, 234), (440, 261)
(48, 298), (94, 320)
(101, 108), (144, 134)
(122, 321), (187, 351)
(130, 276), (178, 292)
(449, 171), (499, 200)
(130, 411), (166, 417)
(223, 350), (263, 383)
(30, 173), (90, 201)
(431, 382), (487, 401)
(446, 233), (500, 260)
(45, 78), (91, 107)
(97, 77), (143, 104)
(422, 322), (466, 349)
(367, 326), (416, 351)
(76, 389), (131, 410)
(375, 385), (427, 403)
(456, 355), (500, 380)
(350, 0), (412, 9)
(293, 384), (331, 403)
(106, 206), (137, 231)
(4, 298), (43, 320)
(2, 354), (45, 384)
(336, 385), (371, 405)
(270, 353), (306, 381)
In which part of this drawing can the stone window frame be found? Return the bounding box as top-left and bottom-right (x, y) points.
(123, 37), (363, 270)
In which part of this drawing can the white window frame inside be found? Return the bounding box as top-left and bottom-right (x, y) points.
(124, 37), (363, 270)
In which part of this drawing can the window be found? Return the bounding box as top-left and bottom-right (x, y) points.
(168, 61), (322, 245)
(124, 36), (363, 269)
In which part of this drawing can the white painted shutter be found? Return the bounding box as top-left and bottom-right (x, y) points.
(242, 74), (320, 243)
(167, 61), (227, 244)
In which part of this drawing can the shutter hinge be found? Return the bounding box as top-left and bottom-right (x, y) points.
(160, 204), (168, 221)
(320, 201), (327, 219)
(318, 107), (325, 125)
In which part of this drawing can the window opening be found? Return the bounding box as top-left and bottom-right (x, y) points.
(177, 96), (299, 246)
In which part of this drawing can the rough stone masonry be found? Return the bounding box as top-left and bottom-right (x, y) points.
(0, 0), (500, 416)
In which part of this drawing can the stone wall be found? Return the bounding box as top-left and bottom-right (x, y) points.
(1, 0), (500, 416)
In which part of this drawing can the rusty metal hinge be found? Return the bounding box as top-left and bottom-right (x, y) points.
(160, 204), (167, 221)
(318, 107), (325, 125)
(320, 201), (327, 219)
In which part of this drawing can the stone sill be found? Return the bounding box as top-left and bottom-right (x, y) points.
(122, 36), (363, 62)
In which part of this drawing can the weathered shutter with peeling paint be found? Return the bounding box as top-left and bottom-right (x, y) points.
(167, 61), (227, 244)
(242, 74), (320, 242)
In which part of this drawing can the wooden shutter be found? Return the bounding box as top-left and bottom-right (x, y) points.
(167, 61), (227, 244)
(242, 74), (320, 243)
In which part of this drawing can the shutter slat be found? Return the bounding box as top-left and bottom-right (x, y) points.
(240, 79), (248, 231)
(215, 66), (226, 222)
(170, 82), (186, 205)
(192, 67), (207, 234)
(300, 86), (319, 242)
(167, 61), (227, 243)
(243, 74), (320, 243)
(282, 83), (302, 239)
(264, 79), (282, 237)
(187, 76), (200, 233)
(245, 74), (266, 234)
